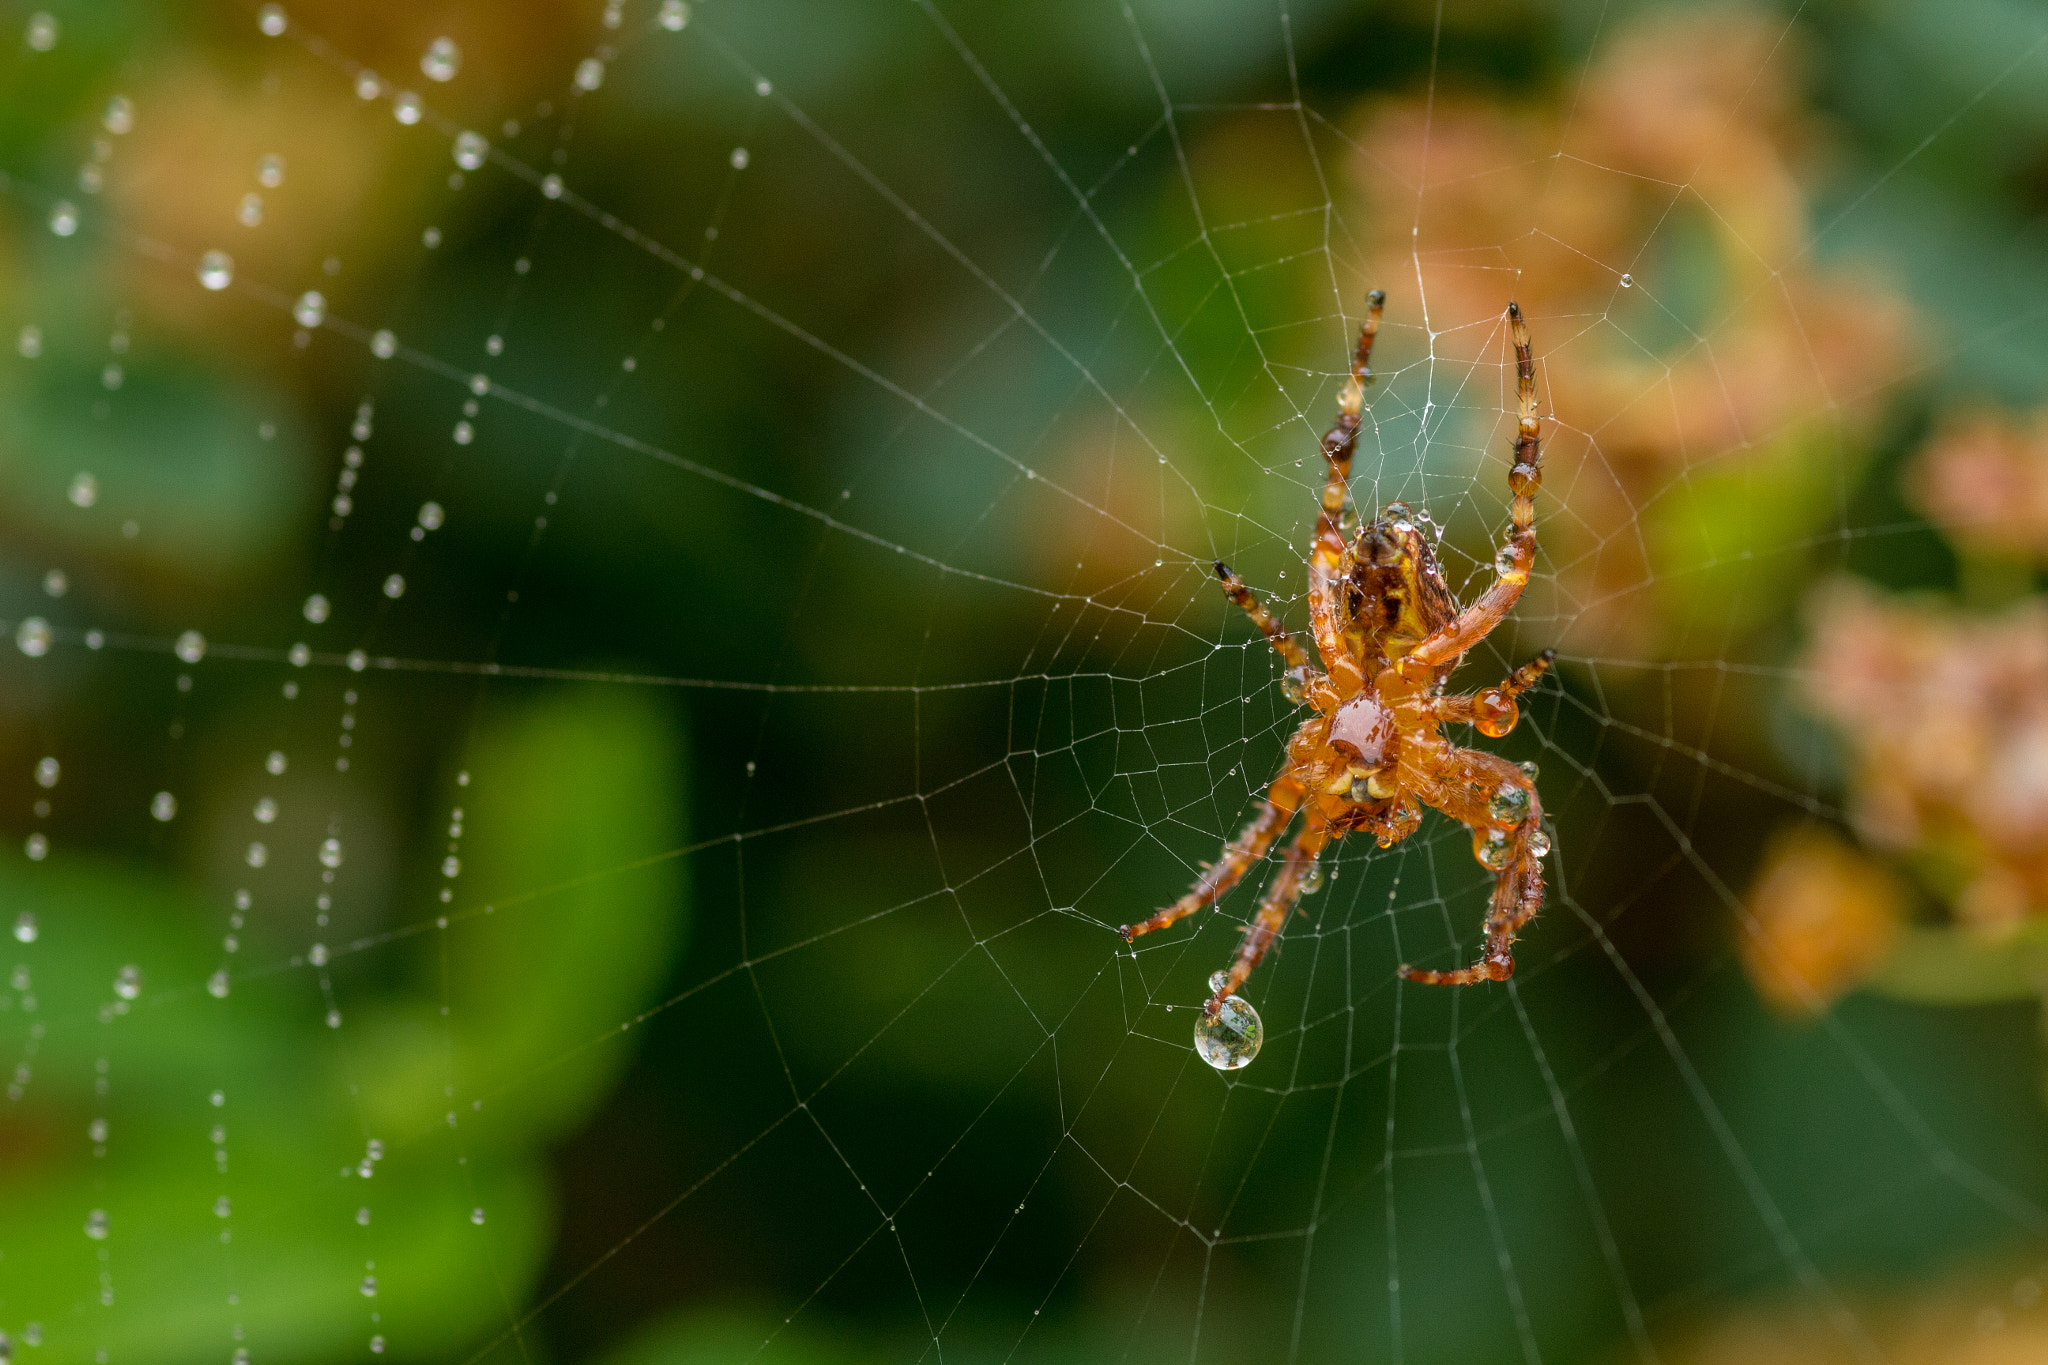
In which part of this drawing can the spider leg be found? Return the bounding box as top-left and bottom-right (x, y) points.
(1400, 302), (1543, 676)
(1203, 809), (1332, 1016)
(1435, 648), (1556, 734)
(1308, 290), (1385, 695)
(1214, 560), (1310, 672)
(1122, 775), (1305, 944)
(1397, 750), (1546, 985)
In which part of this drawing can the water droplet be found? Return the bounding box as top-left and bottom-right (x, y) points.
(1487, 782), (1531, 826)
(441, 856), (461, 878)
(1279, 664), (1312, 705)
(319, 837), (343, 869)
(355, 70), (382, 100)
(175, 630), (206, 664)
(1494, 544), (1517, 577)
(357, 1207), (371, 1225)
(24, 12), (58, 51)
(470, 1207), (485, 1224)
(35, 757), (59, 789)
(421, 36), (460, 82)
(255, 154), (284, 189)
(87, 1117), (105, 1142)
(24, 832), (47, 861)
(308, 943), (328, 966)
(16, 618), (51, 657)
(360, 1276), (377, 1297)
(659, 0), (691, 29)
(574, 58), (605, 91)
(257, 4), (286, 36)
(370, 329), (397, 359)
(453, 130), (488, 170)
(151, 791), (177, 822)
(1519, 760), (1540, 782)
(67, 471), (97, 507)
(393, 92), (422, 125)
(288, 643), (311, 668)
(541, 173), (564, 199)
(366, 1138), (383, 1160)
(197, 250), (234, 291)
(17, 325), (42, 358)
(422, 225), (442, 249)
(101, 95), (135, 136)
(453, 420), (473, 445)
(253, 798), (277, 825)
(48, 201), (78, 237)
(41, 568), (65, 597)
(370, 1335), (386, 1354)
(1619, 273), (1633, 288)
(418, 501), (445, 531)
(1208, 970), (1230, 994)
(1301, 861), (1325, 894)
(1193, 995), (1263, 1070)
(207, 970), (230, 999)
(347, 649), (367, 672)
(383, 574), (405, 599)
(1527, 829), (1552, 859)
(293, 290), (326, 328)
(1472, 826), (1513, 871)
(13, 913), (37, 944)
(730, 146), (750, 170)
(113, 964), (140, 999)
(246, 842), (268, 868)
(83, 1209), (108, 1240)
(303, 593), (330, 624)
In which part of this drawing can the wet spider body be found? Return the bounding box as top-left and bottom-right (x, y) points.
(1124, 294), (1555, 1017)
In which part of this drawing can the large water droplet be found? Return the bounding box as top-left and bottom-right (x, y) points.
(1527, 829), (1552, 859)
(453, 130), (488, 171)
(421, 36), (461, 82)
(16, 618), (51, 657)
(294, 290), (327, 328)
(1472, 825), (1513, 871)
(13, 913), (37, 944)
(574, 58), (605, 91)
(175, 630), (206, 664)
(83, 1209), (108, 1240)
(197, 250), (234, 291)
(151, 791), (177, 822)
(113, 965), (140, 999)
(658, 0), (691, 29)
(1193, 995), (1263, 1071)
(1487, 782), (1531, 826)
(48, 201), (78, 237)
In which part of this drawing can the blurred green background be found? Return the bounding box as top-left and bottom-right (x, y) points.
(5, 1), (2048, 1362)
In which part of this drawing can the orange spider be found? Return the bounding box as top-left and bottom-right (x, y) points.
(1126, 293), (1555, 1029)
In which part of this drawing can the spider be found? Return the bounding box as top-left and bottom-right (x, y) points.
(1125, 292), (1555, 1023)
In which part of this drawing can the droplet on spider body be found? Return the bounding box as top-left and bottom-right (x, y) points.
(1519, 760), (1540, 782)
(1527, 829), (1552, 859)
(1193, 995), (1262, 1070)
(1472, 826), (1514, 871)
(1486, 782), (1531, 826)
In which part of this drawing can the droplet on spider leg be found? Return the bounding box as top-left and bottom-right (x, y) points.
(1193, 994), (1262, 1071)
(1487, 782), (1531, 826)
(1472, 689), (1518, 738)
(1527, 829), (1552, 859)
(1472, 826), (1514, 871)
(1279, 665), (1312, 705)
(1519, 760), (1540, 782)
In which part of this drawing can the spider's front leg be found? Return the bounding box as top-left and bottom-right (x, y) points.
(1436, 648), (1556, 736)
(1401, 302), (1543, 676)
(1397, 751), (1547, 985)
(1308, 290), (1385, 696)
(1203, 810), (1332, 1016)
(1122, 774), (1305, 944)
(1214, 560), (1311, 677)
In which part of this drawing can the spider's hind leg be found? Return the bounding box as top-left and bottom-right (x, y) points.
(1122, 775), (1304, 944)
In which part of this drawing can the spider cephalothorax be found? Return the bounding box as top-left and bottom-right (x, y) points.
(1124, 293), (1554, 1053)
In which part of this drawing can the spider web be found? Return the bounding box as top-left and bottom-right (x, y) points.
(5, 1), (2048, 1362)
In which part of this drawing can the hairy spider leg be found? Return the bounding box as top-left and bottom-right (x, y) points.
(1398, 751), (1547, 984)
(1308, 290), (1385, 697)
(1401, 301), (1543, 676)
(1121, 774), (1306, 943)
(1214, 560), (1310, 672)
(1202, 810), (1332, 1017)
(1437, 647), (1557, 733)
